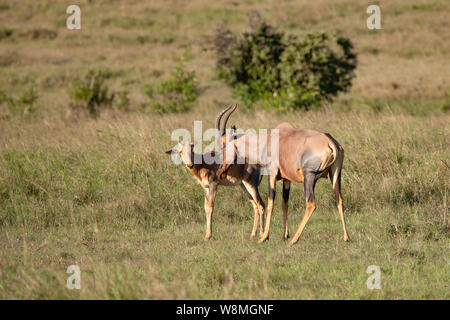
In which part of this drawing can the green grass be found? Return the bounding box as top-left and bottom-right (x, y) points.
(0, 107), (448, 299)
(0, 0), (449, 299)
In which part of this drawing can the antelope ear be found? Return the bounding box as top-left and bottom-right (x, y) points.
(165, 149), (173, 155)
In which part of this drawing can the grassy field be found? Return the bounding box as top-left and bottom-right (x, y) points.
(0, 0), (449, 299)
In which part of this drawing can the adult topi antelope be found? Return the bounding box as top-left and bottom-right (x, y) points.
(216, 106), (349, 246)
(166, 105), (265, 241)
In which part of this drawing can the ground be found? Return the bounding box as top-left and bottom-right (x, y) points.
(0, 0), (448, 299)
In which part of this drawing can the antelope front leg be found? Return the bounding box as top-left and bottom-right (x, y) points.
(250, 201), (259, 239)
(204, 184), (217, 241)
(259, 174), (277, 243)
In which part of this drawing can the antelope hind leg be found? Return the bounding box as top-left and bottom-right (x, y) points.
(290, 173), (316, 246)
(282, 179), (291, 240)
(331, 166), (349, 241)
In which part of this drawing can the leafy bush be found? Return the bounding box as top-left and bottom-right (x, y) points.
(69, 69), (115, 117)
(143, 58), (199, 113)
(18, 87), (39, 113)
(0, 28), (13, 40)
(214, 13), (357, 110)
(116, 90), (130, 111)
(23, 28), (57, 40)
(0, 91), (15, 112)
(0, 86), (39, 118)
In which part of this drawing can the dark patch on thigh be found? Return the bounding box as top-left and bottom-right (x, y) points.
(246, 165), (263, 187)
(299, 150), (322, 173)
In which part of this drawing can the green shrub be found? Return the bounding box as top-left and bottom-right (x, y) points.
(0, 28), (13, 40)
(69, 69), (115, 117)
(214, 13), (357, 110)
(116, 90), (130, 111)
(0, 91), (15, 110)
(0, 86), (39, 118)
(18, 87), (39, 114)
(443, 91), (450, 112)
(23, 28), (57, 40)
(143, 58), (199, 113)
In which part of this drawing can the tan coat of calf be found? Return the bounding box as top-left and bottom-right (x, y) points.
(166, 143), (265, 240)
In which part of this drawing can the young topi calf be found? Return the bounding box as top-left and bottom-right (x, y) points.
(165, 106), (265, 241)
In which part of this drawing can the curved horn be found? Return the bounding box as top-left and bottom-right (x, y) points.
(215, 105), (233, 132)
(219, 104), (237, 136)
